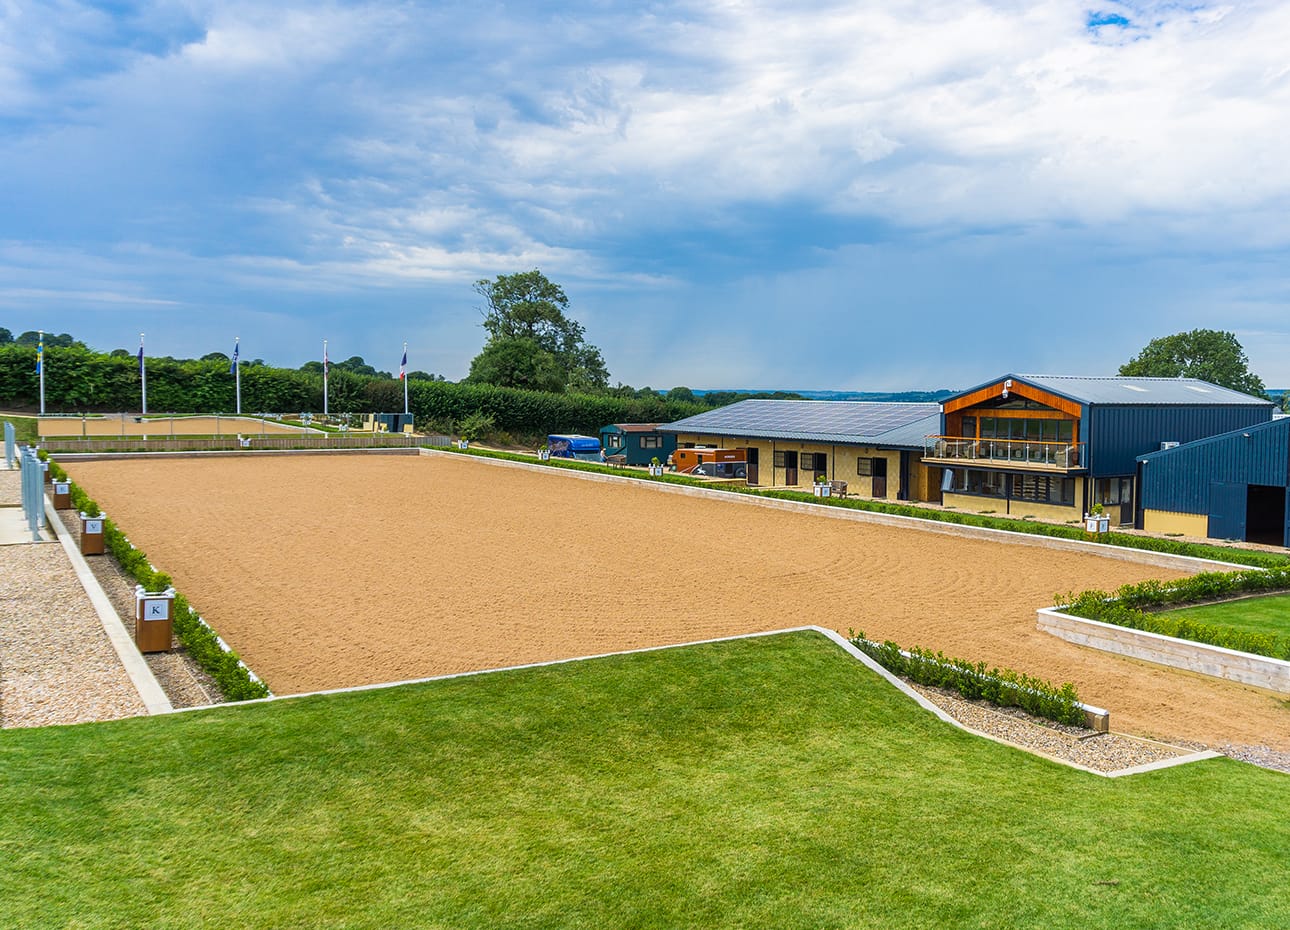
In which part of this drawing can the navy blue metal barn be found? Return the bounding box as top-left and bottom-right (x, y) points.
(1138, 416), (1290, 547)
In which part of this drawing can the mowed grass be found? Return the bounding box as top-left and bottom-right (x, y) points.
(1167, 592), (1290, 639)
(1, 632), (1285, 930)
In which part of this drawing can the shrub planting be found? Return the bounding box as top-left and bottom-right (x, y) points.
(49, 460), (268, 701)
(1058, 569), (1290, 661)
(848, 631), (1085, 726)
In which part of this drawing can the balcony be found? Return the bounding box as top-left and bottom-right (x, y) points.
(923, 436), (1085, 471)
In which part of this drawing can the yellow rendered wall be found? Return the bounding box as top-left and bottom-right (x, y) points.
(671, 434), (933, 500)
(1142, 509), (1209, 538)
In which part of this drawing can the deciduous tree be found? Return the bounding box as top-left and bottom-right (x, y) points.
(1119, 329), (1267, 398)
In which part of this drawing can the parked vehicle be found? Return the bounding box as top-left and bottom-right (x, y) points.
(547, 434), (603, 461)
(674, 447), (747, 478)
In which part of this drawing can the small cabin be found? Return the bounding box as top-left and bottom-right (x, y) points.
(361, 412), (416, 434)
(598, 423), (677, 466)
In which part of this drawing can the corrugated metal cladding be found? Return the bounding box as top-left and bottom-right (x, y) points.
(1139, 418), (1290, 514)
(1086, 405), (1275, 476)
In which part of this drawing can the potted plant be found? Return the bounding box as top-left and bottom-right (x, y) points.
(648, 456), (664, 477)
(812, 473), (831, 497)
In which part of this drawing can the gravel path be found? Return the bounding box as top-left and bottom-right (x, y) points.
(0, 540), (147, 728)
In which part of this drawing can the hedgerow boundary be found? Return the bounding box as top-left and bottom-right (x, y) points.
(45, 457), (270, 701)
(1057, 569), (1290, 661)
(442, 446), (1290, 570)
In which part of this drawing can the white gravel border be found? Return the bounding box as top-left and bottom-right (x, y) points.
(42, 497), (172, 715)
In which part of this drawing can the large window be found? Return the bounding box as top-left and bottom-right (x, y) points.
(801, 452), (827, 472)
(950, 470), (1074, 506)
(640, 435), (662, 449)
(605, 434), (623, 449)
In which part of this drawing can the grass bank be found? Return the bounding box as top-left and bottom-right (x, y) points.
(1, 632), (1285, 929)
(1167, 591), (1290, 639)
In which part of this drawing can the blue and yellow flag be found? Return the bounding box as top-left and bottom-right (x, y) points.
(35, 336), (43, 374)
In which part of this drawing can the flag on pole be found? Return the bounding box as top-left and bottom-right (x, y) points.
(138, 342), (144, 375)
(324, 344), (330, 375)
(229, 340), (239, 374)
(399, 347), (407, 380)
(36, 335), (43, 374)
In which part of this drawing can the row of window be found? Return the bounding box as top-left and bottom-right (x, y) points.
(605, 434), (664, 449)
(950, 469), (1076, 505)
(769, 452), (886, 474)
(961, 416), (1075, 444)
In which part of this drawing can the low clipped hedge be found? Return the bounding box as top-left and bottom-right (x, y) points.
(848, 632), (1085, 727)
(1058, 569), (1290, 661)
(49, 460), (269, 701)
(445, 446), (1289, 568)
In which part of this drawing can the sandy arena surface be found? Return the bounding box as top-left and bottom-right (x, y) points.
(66, 453), (1289, 750)
(39, 415), (312, 437)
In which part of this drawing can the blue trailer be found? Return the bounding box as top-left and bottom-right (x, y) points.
(547, 434), (603, 461)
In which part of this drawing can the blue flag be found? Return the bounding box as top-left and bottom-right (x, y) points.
(36, 338), (43, 374)
(229, 341), (239, 374)
(138, 343), (144, 375)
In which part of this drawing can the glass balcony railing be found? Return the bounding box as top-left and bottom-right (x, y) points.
(923, 436), (1085, 470)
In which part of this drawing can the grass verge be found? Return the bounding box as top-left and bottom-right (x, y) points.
(0, 632), (1285, 930)
(1165, 592), (1290, 639)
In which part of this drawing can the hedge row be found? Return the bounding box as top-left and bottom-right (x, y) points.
(442, 446), (1290, 569)
(848, 632), (1085, 727)
(1059, 569), (1290, 661)
(48, 458), (270, 701)
(0, 344), (706, 436)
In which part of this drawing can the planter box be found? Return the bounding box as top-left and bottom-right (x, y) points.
(648, 465), (664, 477)
(813, 484), (831, 498)
(79, 511), (105, 556)
(52, 481), (71, 509)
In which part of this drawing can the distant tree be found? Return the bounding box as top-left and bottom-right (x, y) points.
(201, 351), (229, 362)
(406, 370), (446, 382)
(300, 360), (324, 374)
(467, 337), (566, 393)
(109, 348), (132, 358)
(667, 386), (696, 403)
(467, 269), (609, 392)
(16, 330), (78, 348)
(1119, 329), (1267, 397)
(0, 327), (12, 344)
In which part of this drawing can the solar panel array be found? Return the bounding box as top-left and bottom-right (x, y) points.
(662, 400), (942, 444)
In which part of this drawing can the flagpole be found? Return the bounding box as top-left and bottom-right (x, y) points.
(234, 337), (242, 415)
(323, 339), (329, 416)
(140, 333), (148, 415)
(402, 341), (409, 415)
(37, 330), (45, 416)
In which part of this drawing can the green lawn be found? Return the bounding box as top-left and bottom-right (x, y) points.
(0, 632), (1285, 929)
(1168, 592), (1290, 638)
(1, 415), (37, 442)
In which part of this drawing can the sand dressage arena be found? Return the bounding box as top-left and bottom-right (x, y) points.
(39, 415), (313, 437)
(66, 452), (1288, 749)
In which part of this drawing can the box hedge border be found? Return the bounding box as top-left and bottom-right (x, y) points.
(46, 457), (270, 702)
(1057, 568), (1290, 661)
(847, 631), (1085, 727)
(444, 446), (1289, 569)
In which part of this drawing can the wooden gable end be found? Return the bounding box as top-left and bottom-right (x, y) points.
(943, 380), (1082, 418)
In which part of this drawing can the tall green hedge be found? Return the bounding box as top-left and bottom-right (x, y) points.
(0, 344), (704, 435)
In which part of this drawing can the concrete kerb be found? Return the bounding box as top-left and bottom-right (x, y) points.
(1038, 605), (1290, 695)
(42, 497), (172, 715)
(164, 624), (1220, 778)
(419, 449), (1247, 574)
(53, 447), (423, 463)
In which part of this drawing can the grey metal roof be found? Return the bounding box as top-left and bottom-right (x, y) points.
(1002, 374), (1271, 406)
(1136, 414), (1290, 463)
(659, 400), (941, 447)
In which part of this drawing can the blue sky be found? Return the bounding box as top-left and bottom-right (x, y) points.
(2, 1), (1288, 390)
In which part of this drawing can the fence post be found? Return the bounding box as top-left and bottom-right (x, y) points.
(3, 421), (15, 469)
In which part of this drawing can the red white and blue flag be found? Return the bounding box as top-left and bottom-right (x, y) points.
(399, 348), (407, 380)
(324, 344), (329, 375)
